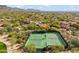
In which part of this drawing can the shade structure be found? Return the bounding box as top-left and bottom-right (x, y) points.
(0, 42), (7, 53)
(25, 31), (68, 49)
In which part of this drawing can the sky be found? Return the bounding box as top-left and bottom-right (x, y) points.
(7, 5), (79, 11)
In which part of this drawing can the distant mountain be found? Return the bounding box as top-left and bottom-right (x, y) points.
(0, 5), (26, 12)
(0, 5), (7, 8)
(25, 9), (40, 12)
(0, 5), (79, 14)
(0, 5), (41, 12)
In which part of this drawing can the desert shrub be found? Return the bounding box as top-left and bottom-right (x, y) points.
(70, 48), (79, 53)
(25, 43), (37, 53)
(50, 45), (64, 53)
(8, 31), (19, 44)
(71, 24), (79, 30)
(51, 27), (58, 31)
(0, 28), (4, 35)
(70, 38), (79, 47)
(0, 42), (7, 53)
(72, 31), (77, 36)
(27, 24), (36, 30)
(4, 26), (12, 33)
(8, 31), (27, 44)
(16, 31), (28, 44)
(53, 24), (60, 29)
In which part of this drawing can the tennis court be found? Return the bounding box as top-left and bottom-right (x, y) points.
(25, 31), (68, 49)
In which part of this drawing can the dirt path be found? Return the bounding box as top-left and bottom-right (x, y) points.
(0, 35), (24, 53)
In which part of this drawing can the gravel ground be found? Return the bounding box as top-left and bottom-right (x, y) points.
(0, 35), (24, 53)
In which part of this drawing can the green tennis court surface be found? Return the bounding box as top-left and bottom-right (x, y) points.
(25, 31), (68, 49)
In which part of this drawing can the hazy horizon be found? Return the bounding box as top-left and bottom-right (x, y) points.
(7, 5), (79, 11)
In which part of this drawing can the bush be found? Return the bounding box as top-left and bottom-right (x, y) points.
(0, 42), (7, 53)
(71, 24), (79, 30)
(50, 45), (64, 53)
(25, 43), (37, 53)
(4, 26), (12, 33)
(0, 29), (4, 35)
(51, 27), (58, 31)
(8, 31), (19, 44)
(70, 48), (79, 53)
(70, 38), (79, 47)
